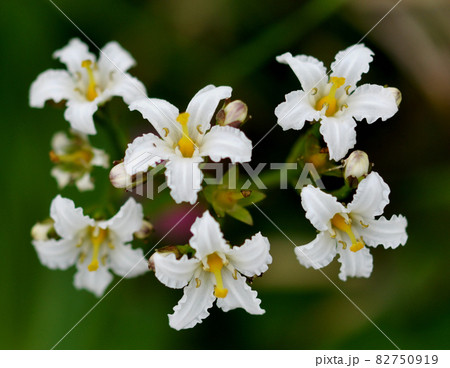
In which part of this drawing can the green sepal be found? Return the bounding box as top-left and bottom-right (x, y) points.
(226, 206), (253, 225)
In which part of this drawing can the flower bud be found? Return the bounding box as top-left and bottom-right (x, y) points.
(31, 219), (55, 241)
(109, 162), (132, 188)
(217, 100), (248, 127)
(148, 253), (156, 271)
(386, 87), (402, 106)
(344, 150), (370, 183)
(134, 220), (154, 239)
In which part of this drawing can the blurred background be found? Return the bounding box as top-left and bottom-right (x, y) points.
(1, 0), (449, 349)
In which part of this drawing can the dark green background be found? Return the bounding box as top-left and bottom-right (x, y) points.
(1, 0), (449, 349)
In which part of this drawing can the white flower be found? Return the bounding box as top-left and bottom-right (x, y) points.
(295, 172), (408, 281)
(29, 38), (147, 135)
(32, 195), (148, 297)
(152, 211), (272, 330)
(124, 85), (252, 204)
(50, 131), (110, 191)
(275, 44), (398, 160)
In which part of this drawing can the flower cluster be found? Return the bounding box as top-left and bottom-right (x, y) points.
(29, 39), (407, 331)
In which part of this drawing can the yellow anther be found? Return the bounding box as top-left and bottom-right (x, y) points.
(311, 88), (318, 96)
(331, 213), (365, 253)
(360, 220), (369, 228)
(81, 59), (98, 101)
(195, 277), (201, 288)
(315, 76), (346, 117)
(338, 240), (347, 250)
(232, 269), (237, 280)
(207, 253), (228, 298)
(176, 112), (195, 157)
(79, 252), (86, 263)
(88, 227), (108, 272)
(196, 125), (204, 135)
(163, 128), (169, 137)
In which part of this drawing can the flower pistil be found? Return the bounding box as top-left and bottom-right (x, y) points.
(88, 226), (108, 271)
(331, 213), (364, 252)
(206, 253), (228, 298)
(176, 112), (195, 157)
(315, 77), (346, 116)
(81, 59), (98, 101)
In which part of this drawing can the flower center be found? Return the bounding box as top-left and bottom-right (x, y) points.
(81, 59), (98, 101)
(49, 149), (94, 168)
(207, 253), (228, 298)
(176, 112), (195, 157)
(87, 226), (109, 271)
(331, 213), (364, 252)
(315, 77), (346, 117)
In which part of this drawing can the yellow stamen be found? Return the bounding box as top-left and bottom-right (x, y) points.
(88, 227), (108, 271)
(176, 112), (195, 157)
(81, 59), (98, 101)
(195, 277), (201, 288)
(315, 77), (346, 117)
(331, 213), (364, 253)
(207, 253), (228, 298)
(79, 252), (86, 263)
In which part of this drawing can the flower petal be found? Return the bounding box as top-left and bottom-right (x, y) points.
(330, 44), (374, 91)
(168, 272), (216, 330)
(51, 167), (72, 189)
(186, 85), (232, 142)
(346, 84), (398, 124)
(360, 215), (408, 249)
(53, 38), (95, 75)
(190, 210), (228, 260)
(199, 125), (252, 163)
(33, 238), (79, 270)
(51, 131), (72, 152)
(165, 154), (204, 204)
(104, 197), (143, 243)
(216, 271), (264, 315)
(320, 116), (357, 161)
(276, 52), (328, 92)
(129, 98), (180, 144)
(337, 246), (373, 281)
(227, 232), (272, 277)
(91, 148), (110, 168)
(153, 253), (200, 289)
(295, 232), (337, 269)
(108, 73), (147, 105)
(275, 90), (321, 131)
(108, 243), (148, 278)
(74, 262), (113, 297)
(64, 99), (98, 135)
(75, 173), (94, 191)
(50, 195), (94, 239)
(347, 172), (390, 218)
(98, 41), (136, 75)
(301, 185), (346, 232)
(29, 70), (75, 108)
(124, 133), (174, 175)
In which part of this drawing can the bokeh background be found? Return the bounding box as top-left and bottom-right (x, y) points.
(1, 0), (449, 349)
